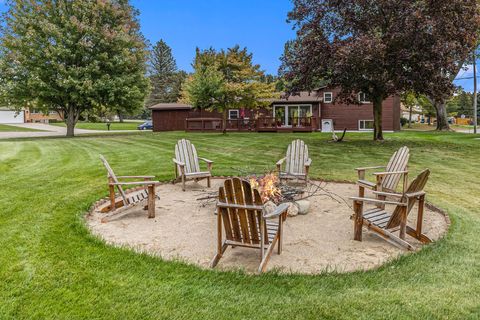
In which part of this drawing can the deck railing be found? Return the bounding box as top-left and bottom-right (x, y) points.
(185, 116), (316, 132)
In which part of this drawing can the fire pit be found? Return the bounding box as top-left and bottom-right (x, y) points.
(86, 178), (449, 274)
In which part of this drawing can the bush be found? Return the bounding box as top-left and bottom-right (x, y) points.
(400, 117), (409, 127)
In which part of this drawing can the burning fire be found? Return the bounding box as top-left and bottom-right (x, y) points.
(249, 173), (282, 203)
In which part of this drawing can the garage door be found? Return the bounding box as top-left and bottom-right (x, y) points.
(0, 110), (24, 124)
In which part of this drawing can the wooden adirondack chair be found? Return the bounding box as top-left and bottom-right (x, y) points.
(210, 177), (290, 273)
(356, 146), (410, 197)
(276, 139), (312, 183)
(99, 155), (159, 218)
(350, 169), (431, 250)
(173, 139), (213, 191)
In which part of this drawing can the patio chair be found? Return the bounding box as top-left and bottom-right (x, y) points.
(276, 139), (312, 183)
(173, 139), (213, 191)
(210, 177), (289, 273)
(350, 169), (431, 250)
(356, 146), (410, 196)
(99, 155), (159, 218)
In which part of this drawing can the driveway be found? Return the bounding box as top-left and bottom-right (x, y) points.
(0, 123), (139, 139)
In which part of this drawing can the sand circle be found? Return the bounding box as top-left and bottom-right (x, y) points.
(86, 179), (449, 274)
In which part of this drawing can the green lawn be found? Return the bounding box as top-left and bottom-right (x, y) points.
(0, 124), (44, 132)
(51, 121), (142, 130)
(1, 131), (479, 319)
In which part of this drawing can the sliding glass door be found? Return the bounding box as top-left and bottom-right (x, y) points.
(274, 105), (312, 127)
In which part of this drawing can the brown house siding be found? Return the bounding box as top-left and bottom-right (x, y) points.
(152, 109), (190, 131)
(150, 88), (401, 132)
(318, 88), (399, 131)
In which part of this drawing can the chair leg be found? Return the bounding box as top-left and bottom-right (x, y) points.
(207, 176), (211, 188)
(109, 184), (116, 212)
(399, 206), (407, 240)
(353, 200), (363, 241)
(258, 238), (278, 273)
(147, 184), (155, 219)
(181, 175), (185, 191)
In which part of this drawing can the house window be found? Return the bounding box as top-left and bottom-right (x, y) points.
(358, 92), (371, 103)
(273, 105), (312, 127)
(228, 109), (239, 119)
(323, 92), (333, 103)
(359, 120), (374, 131)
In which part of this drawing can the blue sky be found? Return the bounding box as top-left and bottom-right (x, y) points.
(0, 0), (477, 91)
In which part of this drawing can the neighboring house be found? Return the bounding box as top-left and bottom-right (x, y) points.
(150, 87), (401, 132)
(25, 108), (63, 123)
(401, 103), (423, 122)
(0, 107), (25, 124)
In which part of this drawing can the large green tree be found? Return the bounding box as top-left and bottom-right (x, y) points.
(181, 46), (278, 133)
(147, 39), (186, 106)
(281, 0), (480, 140)
(0, 0), (150, 136)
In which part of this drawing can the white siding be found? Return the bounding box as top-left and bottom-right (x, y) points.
(0, 110), (25, 123)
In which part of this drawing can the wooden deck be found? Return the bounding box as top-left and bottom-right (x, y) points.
(185, 117), (317, 132)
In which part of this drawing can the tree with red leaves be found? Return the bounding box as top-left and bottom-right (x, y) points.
(281, 0), (480, 139)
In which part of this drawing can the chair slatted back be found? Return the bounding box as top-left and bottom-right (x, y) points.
(382, 146), (410, 191)
(386, 169), (430, 229)
(217, 178), (267, 245)
(175, 139), (200, 174)
(99, 155), (129, 205)
(285, 139), (309, 175)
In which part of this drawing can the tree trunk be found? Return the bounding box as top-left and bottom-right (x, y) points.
(372, 95), (384, 141)
(117, 111), (124, 123)
(222, 109), (227, 134)
(65, 107), (77, 137)
(434, 101), (450, 131)
(408, 106), (412, 128)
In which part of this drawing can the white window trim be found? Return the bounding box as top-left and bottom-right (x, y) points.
(272, 104), (313, 127)
(228, 109), (239, 120)
(323, 92), (333, 103)
(358, 120), (374, 131)
(358, 92), (371, 104)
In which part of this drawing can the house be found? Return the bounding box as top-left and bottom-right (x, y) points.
(25, 108), (63, 123)
(150, 88), (401, 132)
(0, 107), (25, 124)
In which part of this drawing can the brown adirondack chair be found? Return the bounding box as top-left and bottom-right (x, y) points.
(210, 177), (290, 273)
(100, 155), (159, 218)
(350, 169), (431, 250)
(356, 146), (410, 207)
(173, 139), (213, 191)
(276, 139), (312, 183)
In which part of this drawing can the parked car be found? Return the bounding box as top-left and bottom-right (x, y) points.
(137, 120), (153, 130)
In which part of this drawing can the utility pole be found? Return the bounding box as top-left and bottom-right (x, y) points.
(473, 49), (477, 134)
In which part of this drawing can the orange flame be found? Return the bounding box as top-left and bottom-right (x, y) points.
(250, 173), (282, 203)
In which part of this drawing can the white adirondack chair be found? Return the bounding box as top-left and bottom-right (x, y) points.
(276, 139), (312, 183)
(99, 155), (159, 218)
(173, 139), (213, 191)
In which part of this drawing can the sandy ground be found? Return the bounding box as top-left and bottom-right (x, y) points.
(86, 179), (448, 274)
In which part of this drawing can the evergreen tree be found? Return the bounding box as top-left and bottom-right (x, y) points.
(0, 0), (149, 136)
(147, 40), (186, 106)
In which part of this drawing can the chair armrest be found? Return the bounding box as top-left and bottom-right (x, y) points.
(263, 203), (289, 219)
(198, 157), (213, 164)
(405, 191), (426, 198)
(355, 166), (385, 171)
(372, 170), (408, 176)
(276, 157), (286, 166)
(110, 181), (159, 186)
(116, 175), (156, 179)
(349, 196), (406, 206)
(172, 158), (185, 166)
(372, 191), (403, 198)
(305, 158), (312, 167)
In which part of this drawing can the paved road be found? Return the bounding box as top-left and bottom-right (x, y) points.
(0, 123), (141, 139)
